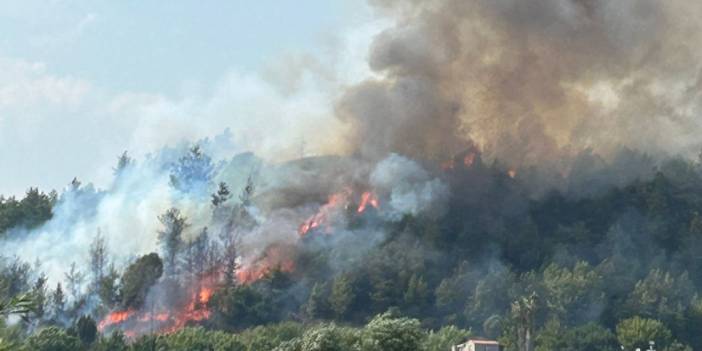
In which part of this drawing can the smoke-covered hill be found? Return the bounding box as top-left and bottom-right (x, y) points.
(4, 1), (702, 350)
(3, 141), (702, 350)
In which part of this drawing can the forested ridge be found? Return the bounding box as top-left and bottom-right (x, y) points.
(2, 147), (702, 351)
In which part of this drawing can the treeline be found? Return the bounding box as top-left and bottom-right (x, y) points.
(4, 312), (688, 351)
(3, 147), (702, 350)
(0, 188), (55, 235)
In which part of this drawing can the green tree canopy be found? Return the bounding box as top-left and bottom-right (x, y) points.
(120, 253), (163, 309)
(616, 317), (673, 351)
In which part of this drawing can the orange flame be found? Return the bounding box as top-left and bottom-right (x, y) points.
(298, 190), (351, 236)
(160, 286), (213, 334)
(98, 309), (136, 331)
(357, 191), (379, 213)
(138, 312), (169, 322)
(199, 287), (213, 304)
(102, 188), (385, 336)
(463, 152), (476, 167)
(236, 267), (265, 284)
(298, 189), (381, 236)
(508, 169), (517, 178)
(97, 276), (218, 336)
(236, 245), (296, 284)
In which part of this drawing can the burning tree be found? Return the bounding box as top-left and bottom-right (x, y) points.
(218, 175), (257, 287)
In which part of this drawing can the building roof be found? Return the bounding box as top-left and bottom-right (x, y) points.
(468, 339), (500, 345)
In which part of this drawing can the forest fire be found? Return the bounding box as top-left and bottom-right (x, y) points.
(236, 259), (295, 284)
(199, 287), (213, 304)
(159, 286), (213, 334)
(357, 191), (379, 213)
(7, 0), (702, 348)
(97, 310), (135, 331)
(463, 152), (476, 167)
(98, 277), (218, 336)
(237, 244), (296, 284)
(441, 149), (479, 171)
(298, 189), (351, 236)
(97, 243), (303, 338)
(99, 187), (378, 337)
(298, 189), (379, 236)
(138, 312), (169, 323)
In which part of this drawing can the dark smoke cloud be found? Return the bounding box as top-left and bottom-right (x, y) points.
(338, 0), (702, 166)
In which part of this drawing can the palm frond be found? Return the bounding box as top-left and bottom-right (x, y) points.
(0, 293), (36, 318)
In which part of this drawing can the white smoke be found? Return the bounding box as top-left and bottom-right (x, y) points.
(370, 153), (448, 220)
(0, 152), (211, 288)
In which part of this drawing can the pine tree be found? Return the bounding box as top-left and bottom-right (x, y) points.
(31, 273), (48, 319)
(183, 235), (196, 281)
(157, 208), (188, 278)
(64, 262), (84, 301)
(304, 282), (329, 320)
(70, 177), (82, 191)
(98, 264), (120, 308)
(75, 315), (98, 345)
(113, 151), (133, 175)
(221, 235), (239, 287)
(211, 182), (231, 208)
(218, 176), (258, 287)
(205, 240), (222, 277)
(169, 145), (214, 195)
(51, 283), (65, 321)
(89, 229), (108, 294)
(329, 274), (356, 320)
(192, 227), (210, 280)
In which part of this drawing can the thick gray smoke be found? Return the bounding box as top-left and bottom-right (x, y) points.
(0, 146), (446, 296)
(338, 0), (702, 166)
(370, 153), (448, 220)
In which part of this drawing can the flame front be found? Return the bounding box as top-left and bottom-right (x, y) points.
(298, 190), (351, 236)
(98, 309), (135, 331)
(237, 245), (296, 284)
(199, 287), (213, 304)
(298, 189), (380, 236)
(357, 191), (379, 213)
(100, 188), (380, 337)
(98, 277), (216, 336)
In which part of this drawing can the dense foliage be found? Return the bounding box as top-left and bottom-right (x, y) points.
(0, 188), (55, 236)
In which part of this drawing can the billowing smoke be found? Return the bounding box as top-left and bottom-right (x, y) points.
(0, 148), (208, 288)
(4, 0), (702, 339)
(0, 144), (447, 309)
(338, 0), (702, 165)
(370, 153), (448, 220)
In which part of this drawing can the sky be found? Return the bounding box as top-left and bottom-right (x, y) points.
(0, 0), (382, 196)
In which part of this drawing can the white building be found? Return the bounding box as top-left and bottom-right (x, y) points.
(452, 339), (501, 351)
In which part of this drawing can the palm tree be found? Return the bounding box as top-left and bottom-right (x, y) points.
(0, 293), (35, 318)
(512, 292), (539, 351)
(0, 293), (35, 350)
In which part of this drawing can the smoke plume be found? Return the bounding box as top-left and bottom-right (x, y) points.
(338, 0), (702, 165)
